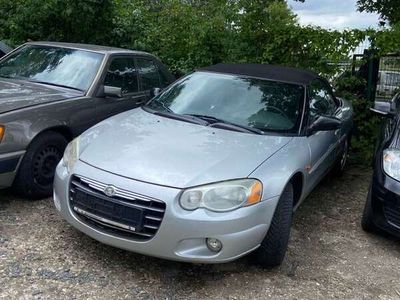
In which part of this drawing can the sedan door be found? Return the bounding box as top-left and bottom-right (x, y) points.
(95, 55), (147, 123)
(306, 80), (340, 190)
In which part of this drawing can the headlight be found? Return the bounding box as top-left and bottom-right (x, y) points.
(0, 125), (5, 142)
(180, 179), (263, 212)
(383, 148), (400, 181)
(62, 137), (80, 173)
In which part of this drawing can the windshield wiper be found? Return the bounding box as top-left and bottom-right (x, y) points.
(185, 114), (264, 135)
(146, 100), (173, 113)
(27, 80), (84, 92)
(153, 110), (209, 126)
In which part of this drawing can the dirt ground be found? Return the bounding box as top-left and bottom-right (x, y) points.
(1, 165), (400, 300)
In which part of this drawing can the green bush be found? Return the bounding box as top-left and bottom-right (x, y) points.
(335, 75), (381, 163)
(0, 0), (398, 164)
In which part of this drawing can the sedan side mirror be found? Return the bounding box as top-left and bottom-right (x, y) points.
(307, 116), (342, 136)
(97, 85), (122, 98)
(370, 101), (395, 118)
(150, 87), (161, 98)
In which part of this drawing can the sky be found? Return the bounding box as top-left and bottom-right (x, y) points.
(287, 0), (381, 30)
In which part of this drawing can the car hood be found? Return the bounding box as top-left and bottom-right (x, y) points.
(0, 78), (82, 114)
(79, 109), (293, 188)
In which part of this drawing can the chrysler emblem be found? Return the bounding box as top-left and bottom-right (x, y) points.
(104, 185), (116, 197)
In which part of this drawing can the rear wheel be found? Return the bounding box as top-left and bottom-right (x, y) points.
(333, 138), (349, 175)
(254, 183), (293, 267)
(13, 132), (68, 199)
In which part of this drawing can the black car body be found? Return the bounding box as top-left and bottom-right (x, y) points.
(362, 94), (400, 236)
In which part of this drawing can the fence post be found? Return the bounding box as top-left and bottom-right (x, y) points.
(365, 49), (379, 103)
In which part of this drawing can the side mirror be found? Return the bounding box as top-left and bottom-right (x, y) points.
(97, 85), (122, 98)
(307, 116), (342, 136)
(150, 87), (161, 98)
(370, 101), (395, 118)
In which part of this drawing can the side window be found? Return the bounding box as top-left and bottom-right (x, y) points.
(158, 68), (171, 87)
(104, 57), (138, 94)
(309, 80), (338, 122)
(136, 58), (160, 90)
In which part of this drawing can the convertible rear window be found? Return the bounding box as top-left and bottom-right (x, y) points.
(0, 45), (104, 91)
(146, 72), (305, 133)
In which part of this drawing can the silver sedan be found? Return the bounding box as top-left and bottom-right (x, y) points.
(54, 64), (353, 267)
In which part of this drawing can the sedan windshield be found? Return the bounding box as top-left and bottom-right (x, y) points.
(146, 72), (305, 133)
(0, 45), (104, 91)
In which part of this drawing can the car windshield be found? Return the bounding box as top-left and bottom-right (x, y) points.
(146, 72), (305, 133)
(0, 45), (104, 91)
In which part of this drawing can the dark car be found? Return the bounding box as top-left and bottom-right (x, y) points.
(362, 95), (400, 236)
(0, 42), (174, 199)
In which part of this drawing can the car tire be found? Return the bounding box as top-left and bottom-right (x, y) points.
(361, 184), (378, 233)
(13, 131), (68, 200)
(333, 137), (349, 176)
(254, 183), (293, 268)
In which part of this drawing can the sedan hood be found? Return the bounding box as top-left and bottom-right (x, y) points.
(79, 109), (292, 188)
(0, 78), (82, 114)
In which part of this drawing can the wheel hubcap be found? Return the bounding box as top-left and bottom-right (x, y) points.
(32, 146), (62, 188)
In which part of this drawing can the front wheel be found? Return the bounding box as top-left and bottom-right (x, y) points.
(253, 183), (293, 267)
(361, 184), (378, 233)
(13, 132), (68, 199)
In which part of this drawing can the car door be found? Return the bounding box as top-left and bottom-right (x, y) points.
(306, 79), (340, 189)
(135, 56), (163, 98)
(95, 55), (147, 123)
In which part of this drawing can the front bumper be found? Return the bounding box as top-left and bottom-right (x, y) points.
(54, 161), (279, 263)
(369, 169), (400, 237)
(0, 150), (24, 189)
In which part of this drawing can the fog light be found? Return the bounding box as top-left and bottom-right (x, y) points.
(206, 238), (222, 252)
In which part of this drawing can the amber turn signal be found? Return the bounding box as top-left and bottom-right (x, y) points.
(246, 180), (263, 206)
(0, 125), (5, 143)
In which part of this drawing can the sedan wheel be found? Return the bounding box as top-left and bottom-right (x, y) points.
(13, 132), (68, 199)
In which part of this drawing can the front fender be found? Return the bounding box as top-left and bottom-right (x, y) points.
(249, 137), (310, 203)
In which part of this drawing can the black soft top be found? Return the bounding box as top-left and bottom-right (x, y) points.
(198, 63), (320, 85)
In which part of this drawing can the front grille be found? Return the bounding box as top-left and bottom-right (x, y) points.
(69, 175), (166, 241)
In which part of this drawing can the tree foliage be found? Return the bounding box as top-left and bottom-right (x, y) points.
(0, 0), (399, 162)
(357, 0), (400, 25)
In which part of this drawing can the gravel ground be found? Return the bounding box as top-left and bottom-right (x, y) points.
(1, 165), (400, 299)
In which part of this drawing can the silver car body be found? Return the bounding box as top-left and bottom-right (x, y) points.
(0, 42), (173, 189)
(54, 71), (353, 263)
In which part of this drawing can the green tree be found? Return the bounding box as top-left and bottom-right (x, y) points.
(357, 0), (400, 26)
(0, 0), (115, 46)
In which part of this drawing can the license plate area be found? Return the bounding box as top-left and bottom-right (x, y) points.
(72, 188), (144, 232)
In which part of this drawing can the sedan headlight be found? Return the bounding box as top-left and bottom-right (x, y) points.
(180, 179), (263, 212)
(383, 148), (400, 181)
(62, 137), (80, 173)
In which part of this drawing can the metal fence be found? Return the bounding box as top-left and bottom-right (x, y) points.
(376, 55), (400, 101)
(329, 39), (399, 102)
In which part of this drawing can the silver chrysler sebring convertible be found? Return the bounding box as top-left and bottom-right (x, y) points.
(54, 64), (353, 266)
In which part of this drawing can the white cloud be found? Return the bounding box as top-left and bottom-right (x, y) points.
(287, 0), (380, 29)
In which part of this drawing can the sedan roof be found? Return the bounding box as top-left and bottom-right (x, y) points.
(0, 41), (12, 54)
(198, 63), (321, 85)
(25, 41), (153, 56)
